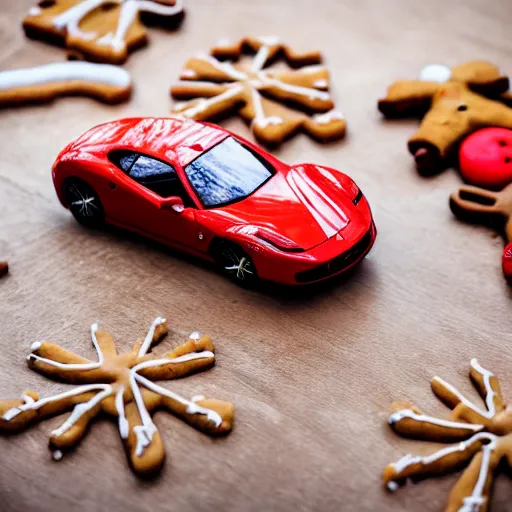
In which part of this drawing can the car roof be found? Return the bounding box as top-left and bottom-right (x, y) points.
(65, 117), (228, 167)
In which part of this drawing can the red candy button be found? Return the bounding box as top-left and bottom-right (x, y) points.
(503, 243), (512, 284)
(459, 128), (512, 189)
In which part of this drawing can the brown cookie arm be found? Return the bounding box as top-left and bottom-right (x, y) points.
(388, 407), (483, 442)
(0, 386), (100, 433)
(432, 377), (493, 427)
(171, 81), (233, 100)
(469, 359), (505, 416)
(136, 352), (215, 381)
(445, 440), (501, 512)
(123, 397), (165, 476)
(449, 186), (502, 228)
(378, 80), (438, 118)
(161, 396), (234, 435)
(384, 432), (496, 492)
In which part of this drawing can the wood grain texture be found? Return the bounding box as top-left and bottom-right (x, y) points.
(0, 1), (511, 511)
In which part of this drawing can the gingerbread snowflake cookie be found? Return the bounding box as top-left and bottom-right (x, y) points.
(384, 359), (512, 511)
(0, 61), (132, 106)
(23, 0), (184, 64)
(170, 36), (346, 146)
(0, 317), (233, 476)
(378, 61), (512, 175)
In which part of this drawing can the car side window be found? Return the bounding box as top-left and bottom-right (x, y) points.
(109, 151), (192, 205)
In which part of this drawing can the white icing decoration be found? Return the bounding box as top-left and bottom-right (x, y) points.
(433, 359), (496, 421)
(259, 73), (331, 102)
(313, 79), (328, 88)
(387, 481), (399, 492)
(51, 385), (112, 438)
(388, 408), (483, 433)
(0, 62), (131, 90)
(419, 64), (451, 83)
(27, 322), (105, 371)
(115, 387), (129, 439)
(313, 109), (344, 125)
(52, 0), (184, 51)
(52, 450), (63, 461)
(30, 341), (42, 351)
(258, 36), (280, 46)
(390, 432), (497, 475)
(137, 316), (166, 358)
(126, 349), (220, 458)
(28, 6), (42, 16)
(251, 88), (283, 128)
(2, 384), (112, 421)
(215, 39), (230, 48)
(190, 331), (200, 341)
(458, 441), (495, 511)
(180, 85), (244, 118)
(199, 54), (247, 81)
(252, 45), (270, 72)
(181, 69), (198, 79)
(191, 394), (205, 402)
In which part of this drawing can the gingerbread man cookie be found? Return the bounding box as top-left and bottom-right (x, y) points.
(378, 61), (512, 175)
(384, 359), (512, 511)
(0, 61), (132, 106)
(450, 183), (512, 284)
(0, 318), (234, 476)
(170, 36), (346, 146)
(23, 0), (184, 64)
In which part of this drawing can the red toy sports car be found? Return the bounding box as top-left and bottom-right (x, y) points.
(52, 117), (376, 285)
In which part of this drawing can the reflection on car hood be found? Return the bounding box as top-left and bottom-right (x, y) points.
(210, 165), (364, 251)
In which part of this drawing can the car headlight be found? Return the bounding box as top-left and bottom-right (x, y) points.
(233, 225), (305, 253)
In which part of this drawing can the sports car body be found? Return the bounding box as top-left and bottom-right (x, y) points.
(53, 117), (376, 285)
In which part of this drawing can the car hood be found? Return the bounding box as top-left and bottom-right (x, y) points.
(206, 164), (365, 251)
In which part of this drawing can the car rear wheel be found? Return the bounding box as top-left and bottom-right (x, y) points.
(63, 179), (104, 228)
(214, 240), (258, 286)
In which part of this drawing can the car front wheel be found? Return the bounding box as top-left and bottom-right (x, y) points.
(214, 241), (258, 286)
(63, 178), (104, 228)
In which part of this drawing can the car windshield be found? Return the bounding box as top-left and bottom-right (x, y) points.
(183, 137), (274, 208)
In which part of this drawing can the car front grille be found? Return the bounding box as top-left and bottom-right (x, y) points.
(295, 226), (373, 283)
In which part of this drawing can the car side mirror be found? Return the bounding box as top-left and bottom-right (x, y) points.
(160, 196), (184, 213)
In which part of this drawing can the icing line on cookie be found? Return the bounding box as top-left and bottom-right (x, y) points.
(137, 316), (166, 357)
(390, 432), (497, 475)
(251, 88), (282, 128)
(50, 0), (184, 51)
(51, 385), (112, 438)
(0, 62), (131, 90)
(388, 408), (484, 433)
(313, 109), (344, 125)
(179, 85), (244, 118)
(2, 384), (111, 421)
(27, 322), (106, 371)
(129, 351), (219, 457)
(433, 375), (494, 420)
(115, 386), (129, 439)
(470, 358), (497, 417)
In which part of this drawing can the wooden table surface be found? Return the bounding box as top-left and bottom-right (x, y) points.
(0, 1), (511, 511)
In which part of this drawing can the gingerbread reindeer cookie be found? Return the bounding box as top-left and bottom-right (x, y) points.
(384, 359), (512, 511)
(170, 36), (346, 146)
(450, 183), (512, 284)
(0, 318), (234, 476)
(378, 61), (512, 175)
(23, 0), (184, 64)
(0, 61), (132, 106)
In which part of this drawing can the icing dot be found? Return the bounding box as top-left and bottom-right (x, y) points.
(387, 481), (399, 492)
(30, 341), (42, 352)
(52, 450), (63, 461)
(190, 331), (200, 341)
(419, 64), (451, 83)
(191, 394), (205, 403)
